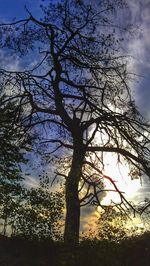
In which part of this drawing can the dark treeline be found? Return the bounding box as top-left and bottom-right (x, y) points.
(1, 232), (150, 266)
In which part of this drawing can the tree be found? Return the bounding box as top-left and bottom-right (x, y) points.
(0, 179), (23, 236)
(0, 90), (27, 181)
(0, 88), (31, 235)
(0, 0), (150, 244)
(13, 175), (64, 241)
(97, 207), (129, 242)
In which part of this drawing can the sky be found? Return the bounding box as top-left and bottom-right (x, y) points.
(126, 0), (150, 117)
(0, 0), (150, 233)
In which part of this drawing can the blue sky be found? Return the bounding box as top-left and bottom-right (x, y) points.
(0, 0), (41, 20)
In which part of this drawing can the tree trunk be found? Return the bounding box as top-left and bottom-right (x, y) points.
(3, 217), (7, 236)
(64, 142), (85, 245)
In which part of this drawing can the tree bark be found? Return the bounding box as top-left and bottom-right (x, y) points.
(3, 216), (7, 236)
(64, 141), (85, 245)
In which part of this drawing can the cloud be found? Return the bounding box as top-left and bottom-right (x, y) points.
(126, 0), (150, 116)
(25, 175), (39, 188)
(0, 49), (20, 71)
(80, 206), (99, 236)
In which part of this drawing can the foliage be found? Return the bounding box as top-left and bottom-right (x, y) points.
(0, 88), (32, 235)
(0, 181), (24, 235)
(0, 90), (27, 181)
(12, 175), (64, 241)
(97, 207), (129, 242)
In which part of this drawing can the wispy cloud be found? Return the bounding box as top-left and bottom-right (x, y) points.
(126, 0), (150, 116)
(0, 49), (20, 71)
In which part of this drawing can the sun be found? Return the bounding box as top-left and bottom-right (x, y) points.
(100, 153), (141, 206)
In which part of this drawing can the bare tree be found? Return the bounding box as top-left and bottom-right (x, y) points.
(0, 0), (150, 244)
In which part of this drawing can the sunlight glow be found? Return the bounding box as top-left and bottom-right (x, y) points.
(100, 153), (141, 205)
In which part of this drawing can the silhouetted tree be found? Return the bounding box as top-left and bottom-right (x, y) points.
(0, 181), (23, 236)
(97, 207), (129, 242)
(13, 175), (64, 240)
(0, 0), (150, 244)
(0, 88), (31, 235)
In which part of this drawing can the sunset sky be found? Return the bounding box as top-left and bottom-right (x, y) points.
(0, 0), (150, 232)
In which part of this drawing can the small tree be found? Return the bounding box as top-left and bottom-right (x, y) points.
(13, 175), (64, 241)
(0, 181), (23, 236)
